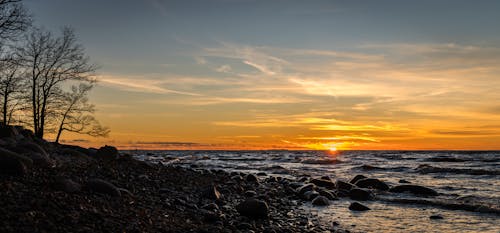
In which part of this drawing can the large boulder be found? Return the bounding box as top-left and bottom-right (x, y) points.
(355, 178), (390, 191)
(0, 125), (19, 138)
(349, 188), (373, 201)
(96, 145), (119, 160)
(0, 147), (32, 176)
(235, 198), (269, 219)
(54, 178), (82, 193)
(296, 183), (315, 195)
(389, 185), (438, 196)
(85, 179), (121, 197)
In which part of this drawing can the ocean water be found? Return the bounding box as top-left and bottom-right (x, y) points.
(131, 150), (500, 233)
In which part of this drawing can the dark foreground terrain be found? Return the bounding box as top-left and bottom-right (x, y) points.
(0, 126), (350, 233)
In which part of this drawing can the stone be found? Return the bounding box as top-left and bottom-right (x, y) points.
(0, 147), (32, 176)
(0, 125), (18, 138)
(389, 185), (439, 196)
(349, 202), (370, 211)
(311, 196), (330, 206)
(85, 179), (121, 197)
(302, 190), (319, 201)
(296, 184), (315, 195)
(54, 178), (81, 193)
(96, 145), (119, 160)
(317, 188), (337, 200)
(244, 190), (257, 197)
(201, 203), (219, 211)
(336, 180), (355, 191)
(203, 185), (222, 200)
(349, 175), (367, 184)
(430, 215), (444, 220)
(355, 178), (390, 191)
(398, 179), (411, 184)
(235, 198), (269, 219)
(310, 178), (335, 189)
(349, 188), (373, 201)
(246, 174), (259, 183)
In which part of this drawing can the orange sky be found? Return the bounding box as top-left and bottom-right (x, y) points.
(31, 1), (500, 150)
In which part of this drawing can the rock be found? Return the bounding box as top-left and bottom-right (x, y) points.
(25, 152), (54, 167)
(355, 178), (390, 191)
(85, 179), (121, 197)
(0, 147), (32, 176)
(0, 125), (18, 138)
(96, 145), (119, 160)
(317, 188), (337, 200)
(302, 190), (319, 201)
(312, 196), (330, 206)
(54, 178), (81, 193)
(117, 188), (134, 197)
(246, 174), (259, 183)
(202, 210), (222, 222)
(349, 188), (373, 201)
(336, 180), (355, 191)
(321, 175), (331, 180)
(389, 185), (438, 196)
(349, 175), (367, 184)
(349, 202), (370, 211)
(310, 178), (335, 189)
(430, 215), (443, 220)
(244, 190), (257, 197)
(16, 142), (48, 157)
(201, 203), (219, 211)
(256, 172), (267, 176)
(203, 185), (222, 200)
(296, 184), (315, 195)
(231, 175), (243, 182)
(235, 198), (269, 219)
(399, 179), (411, 183)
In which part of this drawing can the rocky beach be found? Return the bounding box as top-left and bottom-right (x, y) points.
(2, 125), (499, 232)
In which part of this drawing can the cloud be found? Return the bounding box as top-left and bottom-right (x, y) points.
(99, 75), (202, 96)
(216, 64), (232, 73)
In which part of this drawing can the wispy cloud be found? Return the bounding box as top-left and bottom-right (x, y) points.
(99, 75), (202, 96)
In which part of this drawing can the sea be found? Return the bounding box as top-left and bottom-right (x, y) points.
(131, 150), (500, 233)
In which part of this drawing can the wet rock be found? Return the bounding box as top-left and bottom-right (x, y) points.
(235, 198), (269, 219)
(355, 178), (390, 191)
(317, 188), (337, 200)
(203, 185), (222, 200)
(349, 188), (373, 201)
(302, 190), (319, 201)
(85, 179), (121, 197)
(310, 178), (335, 189)
(256, 172), (267, 176)
(96, 145), (119, 160)
(398, 179), (411, 184)
(246, 174), (259, 183)
(349, 202), (370, 211)
(117, 188), (134, 197)
(202, 210), (222, 222)
(389, 185), (438, 196)
(311, 196), (330, 206)
(336, 180), (355, 191)
(0, 147), (32, 176)
(359, 164), (385, 170)
(349, 174), (367, 184)
(231, 175), (243, 182)
(53, 178), (81, 193)
(296, 184), (315, 195)
(430, 215), (444, 220)
(301, 158), (340, 164)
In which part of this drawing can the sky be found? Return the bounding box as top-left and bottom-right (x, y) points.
(23, 0), (500, 150)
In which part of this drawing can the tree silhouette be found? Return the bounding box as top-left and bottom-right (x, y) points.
(55, 83), (109, 143)
(0, 0), (31, 42)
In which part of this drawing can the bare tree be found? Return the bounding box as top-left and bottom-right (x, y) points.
(0, 53), (23, 124)
(16, 27), (97, 138)
(0, 0), (31, 43)
(55, 83), (108, 143)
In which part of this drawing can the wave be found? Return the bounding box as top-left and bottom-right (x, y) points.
(416, 164), (500, 176)
(377, 196), (500, 214)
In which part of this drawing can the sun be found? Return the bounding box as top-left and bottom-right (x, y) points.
(329, 146), (337, 152)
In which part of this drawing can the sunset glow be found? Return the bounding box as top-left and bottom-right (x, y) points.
(26, 1), (500, 150)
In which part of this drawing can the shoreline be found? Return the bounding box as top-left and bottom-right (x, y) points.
(0, 126), (348, 232)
